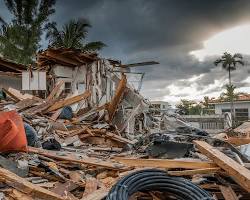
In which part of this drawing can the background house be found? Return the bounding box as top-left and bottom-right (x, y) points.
(209, 94), (250, 123)
(150, 101), (171, 115)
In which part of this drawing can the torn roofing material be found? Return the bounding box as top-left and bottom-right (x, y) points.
(0, 57), (27, 73)
(37, 47), (98, 68)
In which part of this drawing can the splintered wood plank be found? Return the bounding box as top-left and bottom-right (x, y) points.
(28, 147), (128, 171)
(168, 167), (220, 176)
(81, 188), (108, 200)
(3, 87), (35, 102)
(194, 140), (250, 192)
(226, 137), (250, 146)
(46, 80), (64, 101)
(24, 99), (57, 115)
(46, 90), (91, 112)
(107, 74), (127, 121)
(0, 167), (66, 200)
(15, 98), (39, 111)
(51, 181), (79, 197)
(113, 157), (217, 169)
(219, 185), (239, 200)
(81, 177), (98, 199)
(8, 189), (33, 200)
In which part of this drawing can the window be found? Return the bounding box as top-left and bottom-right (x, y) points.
(64, 82), (72, 94)
(222, 109), (231, 113)
(235, 108), (248, 122)
(162, 105), (166, 109)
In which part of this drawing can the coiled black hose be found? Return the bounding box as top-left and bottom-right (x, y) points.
(106, 169), (214, 200)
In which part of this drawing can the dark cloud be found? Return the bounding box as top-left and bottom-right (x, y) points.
(1, 0), (250, 102)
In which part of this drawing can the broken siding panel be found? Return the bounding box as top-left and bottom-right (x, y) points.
(22, 71), (46, 90)
(0, 75), (22, 90)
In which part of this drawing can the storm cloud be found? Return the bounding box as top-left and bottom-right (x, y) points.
(1, 0), (250, 103)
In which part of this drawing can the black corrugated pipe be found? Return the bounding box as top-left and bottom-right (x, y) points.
(106, 169), (214, 200)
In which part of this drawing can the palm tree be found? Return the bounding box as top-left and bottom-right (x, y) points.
(214, 52), (244, 85)
(220, 84), (240, 124)
(220, 84), (239, 102)
(0, 0), (56, 64)
(202, 96), (210, 114)
(214, 52), (244, 121)
(46, 19), (106, 52)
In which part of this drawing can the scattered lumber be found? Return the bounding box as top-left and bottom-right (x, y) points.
(219, 185), (239, 200)
(28, 147), (129, 170)
(194, 140), (250, 192)
(46, 80), (65, 101)
(107, 74), (127, 121)
(0, 166), (66, 200)
(168, 167), (221, 176)
(46, 90), (91, 112)
(113, 157), (217, 169)
(226, 137), (250, 146)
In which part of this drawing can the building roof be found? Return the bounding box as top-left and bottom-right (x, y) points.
(151, 100), (170, 104)
(0, 57), (27, 73)
(37, 48), (98, 68)
(209, 94), (250, 104)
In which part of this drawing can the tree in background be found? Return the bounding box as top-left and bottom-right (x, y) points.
(220, 84), (239, 102)
(214, 52), (244, 119)
(214, 52), (244, 85)
(0, 0), (56, 64)
(176, 99), (202, 115)
(45, 18), (106, 52)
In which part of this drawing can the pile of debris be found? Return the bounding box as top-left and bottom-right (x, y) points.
(0, 49), (250, 199)
(0, 85), (250, 199)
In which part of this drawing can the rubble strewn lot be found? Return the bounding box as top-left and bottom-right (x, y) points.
(1, 49), (250, 199)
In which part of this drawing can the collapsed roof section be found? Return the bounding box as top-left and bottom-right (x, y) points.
(0, 57), (27, 73)
(37, 48), (98, 68)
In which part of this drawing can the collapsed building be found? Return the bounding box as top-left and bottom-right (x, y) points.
(0, 48), (250, 199)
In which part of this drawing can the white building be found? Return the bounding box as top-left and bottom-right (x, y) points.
(150, 101), (172, 115)
(210, 95), (250, 122)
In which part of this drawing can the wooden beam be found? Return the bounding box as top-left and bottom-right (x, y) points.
(226, 137), (250, 146)
(194, 140), (250, 192)
(3, 87), (36, 102)
(107, 74), (127, 121)
(28, 147), (129, 171)
(219, 185), (239, 200)
(46, 51), (82, 66)
(24, 99), (57, 115)
(46, 90), (91, 112)
(46, 80), (65, 101)
(0, 58), (25, 72)
(0, 166), (66, 200)
(168, 167), (220, 176)
(113, 157), (217, 169)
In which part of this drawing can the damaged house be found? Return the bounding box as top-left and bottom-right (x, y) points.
(36, 48), (150, 135)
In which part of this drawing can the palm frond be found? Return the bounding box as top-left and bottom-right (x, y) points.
(233, 53), (243, 59)
(82, 41), (106, 52)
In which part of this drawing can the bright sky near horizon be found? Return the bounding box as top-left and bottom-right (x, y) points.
(190, 24), (250, 61)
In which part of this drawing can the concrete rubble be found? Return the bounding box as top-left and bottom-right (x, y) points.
(0, 48), (250, 199)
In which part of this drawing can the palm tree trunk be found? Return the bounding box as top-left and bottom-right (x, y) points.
(228, 68), (234, 126)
